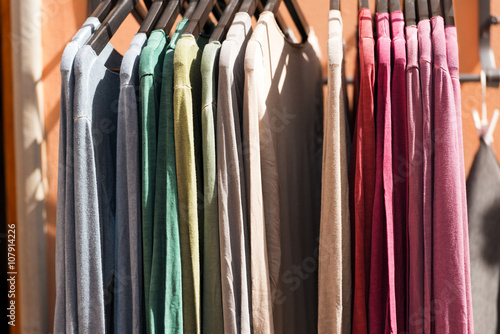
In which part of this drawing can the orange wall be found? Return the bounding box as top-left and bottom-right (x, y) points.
(35, 0), (500, 330)
(1, 0), (19, 332)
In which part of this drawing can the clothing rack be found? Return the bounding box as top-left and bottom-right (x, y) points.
(479, 0), (500, 87)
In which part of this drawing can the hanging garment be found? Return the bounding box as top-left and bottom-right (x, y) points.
(467, 138), (500, 334)
(156, 19), (190, 333)
(73, 41), (122, 333)
(115, 32), (147, 334)
(405, 23), (425, 334)
(351, 8), (376, 334)
(445, 24), (474, 333)
(139, 29), (168, 333)
(200, 40), (224, 333)
(216, 12), (253, 334)
(54, 17), (101, 334)
(244, 11), (323, 334)
(318, 9), (351, 334)
(369, 12), (397, 334)
(417, 18), (434, 334)
(431, 15), (471, 333)
(390, 10), (408, 332)
(173, 29), (212, 334)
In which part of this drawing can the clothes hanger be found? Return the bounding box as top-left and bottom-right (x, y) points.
(156, 0), (184, 32)
(359, 0), (369, 10)
(377, 0), (388, 13)
(417, 0), (429, 21)
(264, 0), (309, 42)
(443, 0), (454, 26)
(405, 0), (417, 26)
(91, 0), (117, 22)
(330, 0), (339, 11)
(283, 0), (309, 41)
(88, 0), (139, 54)
(210, 0), (243, 42)
(429, 0), (442, 17)
(238, 0), (258, 15)
(256, 0), (289, 36)
(472, 70), (500, 145)
(390, 0), (400, 12)
(184, 0), (199, 18)
(184, 0), (216, 37)
(212, 0), (225, 21)
(138, 0), (168, 35)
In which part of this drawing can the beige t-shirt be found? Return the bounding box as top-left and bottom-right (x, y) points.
(318, 10), (352, 334)
(243, 11), (323, 334)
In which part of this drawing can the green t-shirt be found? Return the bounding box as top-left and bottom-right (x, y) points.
(139, 29), (168, 334)
(200, 41), (224, 334)
(173, 29), (212, 334)
(151, 18), (191, 334)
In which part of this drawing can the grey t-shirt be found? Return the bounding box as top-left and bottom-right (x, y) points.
(216, 12), (253, 334)
(72, 42), (122, 333)
(467, 138), (500, 334)
(54, 17), (100, 334)
(115, 32), (147, 334)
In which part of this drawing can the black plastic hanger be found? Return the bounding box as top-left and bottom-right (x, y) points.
(156, 0), (183, 32)
(239, 0), (258, 15)
(405, 0), (416, 26)
(91, 0), (117, 22)
(88, 0), (138, 54)
(359, 0), (369, 9)
(377, 0), (388, 13)
(139, 0), (168, 34)
(210, 0), (242, 42)
(264, 0), (309, 42)
(429, 0), (442, 17)
(330, 0), (339, 11)
(184, 0), (216, 37)
(417, 0), (429, 21)
(443, 0), (454, 26)
(283, 0), (309, 41)
(390, 0), (400, 12)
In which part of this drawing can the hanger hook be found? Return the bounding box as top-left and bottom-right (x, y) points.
(481, 69), (488, 129)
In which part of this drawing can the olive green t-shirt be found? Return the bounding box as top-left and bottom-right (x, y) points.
(173, 29), (212, 334)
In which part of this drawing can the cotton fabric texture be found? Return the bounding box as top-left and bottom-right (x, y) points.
(445, 24), (473, 333)
(431, 15), (471, 333)
(73, 41), (122, 333)
(467, 138), (500, 334)
(405, 24), (426, 334)
(200, 40), (224, 334)
(369, 12), (397, 333)
(115, 32), (146, 334)
(318, 9), (351, 334)
(139, 29), (168, 334)
(217, 12), (253, 334)
(418, 19), (434, 333)
(390, 12), (408, 332)
(243, 11), (323, 334)
(350, 8), (376, 334)
(155, 19), (189, 333)
(54, 17), (100, 334)
(173, 30), (211, 334)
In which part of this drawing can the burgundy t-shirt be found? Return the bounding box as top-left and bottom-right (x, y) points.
(350, 8), (376, 334)
(390, 10), (408, 332)
(369, 12), (397, 333)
